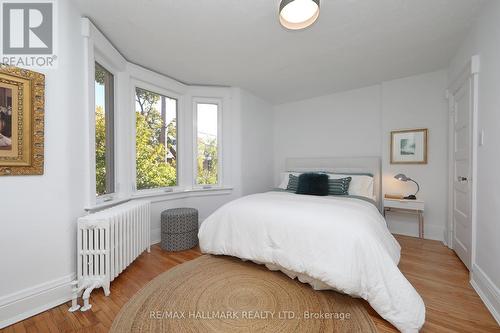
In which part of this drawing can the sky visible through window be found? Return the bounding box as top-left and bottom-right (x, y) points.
(95, 82), (105, 111)
(197, 103), (217, 138)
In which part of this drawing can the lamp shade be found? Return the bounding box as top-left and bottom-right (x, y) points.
(279, 0), (320, 30)
(394, 173), (410, 181)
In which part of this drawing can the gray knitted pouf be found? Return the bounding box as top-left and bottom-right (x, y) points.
(161, 208), (199, 251)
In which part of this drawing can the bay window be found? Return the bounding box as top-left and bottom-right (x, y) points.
(86, 20), (230, 209)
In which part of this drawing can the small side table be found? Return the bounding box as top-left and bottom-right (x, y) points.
(383, 198), (425, 239)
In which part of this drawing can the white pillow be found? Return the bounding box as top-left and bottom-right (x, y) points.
(328, 174), (374, 199)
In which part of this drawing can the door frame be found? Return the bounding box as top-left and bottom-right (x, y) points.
(446, 55), (480, 270)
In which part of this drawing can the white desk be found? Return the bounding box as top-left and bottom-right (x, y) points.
(383, 198), (425, 239)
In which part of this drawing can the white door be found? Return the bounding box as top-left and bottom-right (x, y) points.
(452, 79), (472, 269)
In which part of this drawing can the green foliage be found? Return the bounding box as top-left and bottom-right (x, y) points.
(95, 106), (107, 196)
(95, 89), (178, 196)
(95, 65), (106, 85)
(135, 88), (177, 190)
(197, 136), (218, 185)
(135, 112), (177, 190)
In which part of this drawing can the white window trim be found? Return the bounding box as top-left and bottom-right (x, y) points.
(94, 60), (117, 203)
(131, 79), (183, 195)
(82, 18), (127, 207)
(192, 97), (223, 189)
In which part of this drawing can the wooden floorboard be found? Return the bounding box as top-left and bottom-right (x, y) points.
(2, 235), (499, 332)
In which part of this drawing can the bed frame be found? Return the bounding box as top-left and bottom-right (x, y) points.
(285, 157), (382, 212)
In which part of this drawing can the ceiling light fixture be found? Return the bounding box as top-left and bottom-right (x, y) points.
(279, 0), (320, 30)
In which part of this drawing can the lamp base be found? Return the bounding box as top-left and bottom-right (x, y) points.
(404, 195), (417, 200)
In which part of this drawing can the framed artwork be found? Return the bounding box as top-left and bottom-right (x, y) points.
(390, 128), (428, 164)
(0, 64), (45, 176)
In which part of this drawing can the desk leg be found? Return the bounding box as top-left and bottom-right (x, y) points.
(418, 211), (424, 239)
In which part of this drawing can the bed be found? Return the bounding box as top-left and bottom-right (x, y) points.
(198, 157), (425, 333)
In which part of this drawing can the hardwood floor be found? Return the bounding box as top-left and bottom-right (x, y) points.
(2, 235), (499, 332)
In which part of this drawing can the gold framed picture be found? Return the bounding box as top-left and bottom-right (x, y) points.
(0, 65), (45, 176)
(390, 128), (428, 164)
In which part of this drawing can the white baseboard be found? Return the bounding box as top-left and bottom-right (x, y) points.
(151, 227), (161, 245)
(470, 264), (500, 325)
(389, 223), (444, 241)
(0, 273), (75, 329)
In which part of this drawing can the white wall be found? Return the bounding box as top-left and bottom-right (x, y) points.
(448, 0), (500, 323)
(381, 71), (448, 240)
(0, 0), (86, 326)
(240, 89), (274, 195)
(273, 71), (448, 241)
(273, 85), (382, 184)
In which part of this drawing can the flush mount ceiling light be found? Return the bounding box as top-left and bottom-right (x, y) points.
(279, 0), (320, 30)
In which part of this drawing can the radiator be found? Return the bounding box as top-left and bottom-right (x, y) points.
(69, 200), (151, 312)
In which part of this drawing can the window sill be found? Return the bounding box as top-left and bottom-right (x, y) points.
(85, 187), (233, 212)
(132, 186), (233, 202)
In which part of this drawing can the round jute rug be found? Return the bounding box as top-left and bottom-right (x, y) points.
(110, 255), (377, 333)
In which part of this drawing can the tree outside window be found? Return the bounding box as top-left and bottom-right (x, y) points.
(135, 87), (177, 190)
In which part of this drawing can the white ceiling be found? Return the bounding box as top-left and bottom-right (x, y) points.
(73, 0), (486, 104)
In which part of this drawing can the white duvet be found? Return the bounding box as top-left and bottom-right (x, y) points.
(198, 192), (425, 332)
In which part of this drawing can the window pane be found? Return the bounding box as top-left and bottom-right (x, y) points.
(196, 103), (218, 185)
(135, 87), (177, 190)
(95, 62), (114, 196)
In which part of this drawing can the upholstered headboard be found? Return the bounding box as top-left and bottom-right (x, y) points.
(284, 157), (382, 212)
